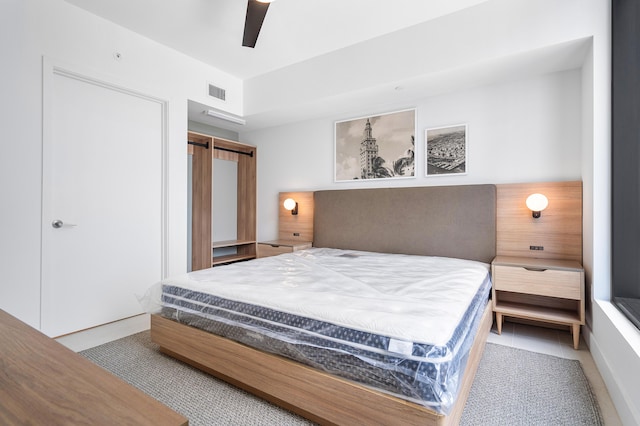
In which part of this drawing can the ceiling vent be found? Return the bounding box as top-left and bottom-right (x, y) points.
(208, 83), (226, 101)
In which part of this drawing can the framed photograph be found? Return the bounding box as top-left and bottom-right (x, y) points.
(335, 109), (416, 181)
(425, 124), (467, 176)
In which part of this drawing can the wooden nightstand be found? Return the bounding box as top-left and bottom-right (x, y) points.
(491, 256), (585, 349)
(257, 240), (312, 258)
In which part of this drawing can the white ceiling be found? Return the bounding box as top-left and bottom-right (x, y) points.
(63, 0), (590, 132)
(63, 0), (491, 80)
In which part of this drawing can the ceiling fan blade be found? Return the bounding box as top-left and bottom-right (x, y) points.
(242, 0), (270, 48)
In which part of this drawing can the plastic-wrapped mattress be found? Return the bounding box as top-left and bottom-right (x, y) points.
(145, 248), (491, 414)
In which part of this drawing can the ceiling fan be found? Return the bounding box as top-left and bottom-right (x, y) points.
(242, 0), (275, 48)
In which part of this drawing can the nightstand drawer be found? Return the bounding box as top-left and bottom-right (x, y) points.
(257, 244), (292, 258)
(257, 241), (312, 258)
(493, 265), (581, 300)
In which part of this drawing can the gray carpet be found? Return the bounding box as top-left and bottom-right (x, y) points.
(80, 332), (603, 425)
(461, 343), (603, 426)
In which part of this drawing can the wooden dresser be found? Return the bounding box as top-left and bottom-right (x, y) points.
(0, 309), (188, 425)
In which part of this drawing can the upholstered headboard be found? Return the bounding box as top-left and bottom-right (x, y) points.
(313, 185), (497, 263)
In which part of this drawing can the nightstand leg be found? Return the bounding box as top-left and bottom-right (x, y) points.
(496, 312), (503, 334)
(572, 324), (580, 349)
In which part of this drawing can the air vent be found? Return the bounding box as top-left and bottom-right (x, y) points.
(208, 83), (226, 101)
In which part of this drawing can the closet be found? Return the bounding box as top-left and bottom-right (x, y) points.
(188, 131), (257, 270)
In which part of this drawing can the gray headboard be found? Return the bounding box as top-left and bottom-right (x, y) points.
(313, 185), (496, 263)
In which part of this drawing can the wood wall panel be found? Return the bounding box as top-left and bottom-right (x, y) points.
(496, 181), (582, 263)
(278, 191), (314, 242)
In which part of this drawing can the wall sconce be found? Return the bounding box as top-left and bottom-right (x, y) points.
(526, 193), (549, 218)
(283, 198), (298, 215)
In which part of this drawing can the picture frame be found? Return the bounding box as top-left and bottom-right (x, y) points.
(425, 124), (467, 176)
(334, 109), (416, 181)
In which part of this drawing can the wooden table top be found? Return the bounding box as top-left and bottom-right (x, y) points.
(0, 309), (188, 425)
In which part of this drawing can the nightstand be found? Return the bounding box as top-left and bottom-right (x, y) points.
(491, 256), (585, 349)
(257, 240), (313, 258)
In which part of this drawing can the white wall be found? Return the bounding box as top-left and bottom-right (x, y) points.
(243, 69), (583, 242)
(0, 0), (242, 328)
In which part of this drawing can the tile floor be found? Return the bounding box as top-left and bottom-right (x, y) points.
(488, 321), (622, 425)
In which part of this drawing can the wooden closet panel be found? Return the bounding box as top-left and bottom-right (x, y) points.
(191, 133), (213, 271)
(214, 149), (239, 162)
(237, 150), (257, 257)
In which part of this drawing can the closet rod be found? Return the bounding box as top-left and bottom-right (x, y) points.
(214, 146), (254, 157)
(188, 140), (209, 149)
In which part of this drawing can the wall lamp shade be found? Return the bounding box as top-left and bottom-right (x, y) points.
(526, 193), (549, 218)
(283, 198), (298, 215)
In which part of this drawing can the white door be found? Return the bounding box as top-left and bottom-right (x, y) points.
(41, 66), (165, 337)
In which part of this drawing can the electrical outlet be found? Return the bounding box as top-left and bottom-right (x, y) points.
(293, 232), (300, 236)
(529, 245), (544, 251)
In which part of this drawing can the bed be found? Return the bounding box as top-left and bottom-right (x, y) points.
(149, 184), (497, 425)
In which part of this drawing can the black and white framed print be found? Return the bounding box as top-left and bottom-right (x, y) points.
(425, 124), (467, 176)
(335, 109), (416, 181)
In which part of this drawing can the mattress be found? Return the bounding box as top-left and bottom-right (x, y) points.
(145, 248), (491, 414)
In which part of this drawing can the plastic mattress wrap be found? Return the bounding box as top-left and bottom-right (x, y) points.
(143, 248), (491, 414)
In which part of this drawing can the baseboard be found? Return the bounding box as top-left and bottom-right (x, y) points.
(55, 314), (150, 352)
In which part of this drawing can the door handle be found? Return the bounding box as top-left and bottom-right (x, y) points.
(52, 220), (77, 229)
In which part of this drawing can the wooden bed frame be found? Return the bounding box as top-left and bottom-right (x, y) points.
(151, 303), (492, 426)
(151, 184), (498, 425)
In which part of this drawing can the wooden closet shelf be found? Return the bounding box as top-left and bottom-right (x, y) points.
(212, 253), (255, 266)
(212, 240), (256, 249)
(494, 301), (582, 325)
